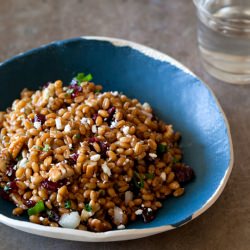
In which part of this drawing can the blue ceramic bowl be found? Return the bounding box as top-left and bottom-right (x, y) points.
(0, 37), (233, 242)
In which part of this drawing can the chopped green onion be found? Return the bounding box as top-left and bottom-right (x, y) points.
(172, 156), (180, 163)
(99, 190), (105, 196)
(145, 173), (155, 179)
(47, 210), (55, 220)
(157, 144), (167, 155)
(27, 200), (45, 216)
(64, 200), (71, 209)
(94, 89), (100, 93)
(74, 134), (81, 139)
(85, 203), (92, 212)
(16, 154), (23, 161)
(133, 172), (144, 189)
(83, 74), (93, 82)
(33, 145), (43, 151)
(43, 144), (51, 152)
(75, 72), (93, 84)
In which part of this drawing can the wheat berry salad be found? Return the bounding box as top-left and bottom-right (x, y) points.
(0, 73), (195, 232)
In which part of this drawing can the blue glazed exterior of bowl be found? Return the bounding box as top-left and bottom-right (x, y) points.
(0, 37), (233, 241)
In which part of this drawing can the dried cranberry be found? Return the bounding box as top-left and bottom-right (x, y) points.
(129, 181), (140, 196)
(69, 153), (79, 164)
(6, 165), (16, 181)
(173, 165), (195, 184)
(2, 181), (18, 194)
(88, 137), (99, 152)
(141, 207), (155, 223)
(69, 83), (83, 98)
(108, 107), (116, 116)
(99, 141), (108, 158)
(34, 114), (46, 124)
(9, 181), (18, 190)
(0, 189), (10, 200)
(58, 178), (67, 187)
(25, 200), (36, 208)
(42, 82), (51, 89)
(71, 91), (79, 98)
(88, 137), (99, 143)
(92, 113), (98, 122)
(41, 179), (59, 192)
(88, 137), (109, 158)
(104, 107), (116, 125)
(47, 209), (60, 222)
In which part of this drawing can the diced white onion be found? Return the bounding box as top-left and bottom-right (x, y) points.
(34, 121), (41, 129)
(142, 102), (151, 110)
(102, 162), (111, 177)
(117, 224), (125, 230)
(122, 126), (130, 135)
(114, 206), (123, 225)
(55, 117), (63, 130)
(149, 153), (157, 159)
(111, 91), (119, 96)
(135, 209), (143, 215)
(125, 191), (133, 205)
(90, 154), (100, 162)
(160, 172), (166, 181)
(110, 120), (118, 129)
(18, 158), (28, 168)
(81, 117), (88, 125)
(92, 125), (97, 133)
(58, 211), (81, 229)
(64, 124), (71, 132)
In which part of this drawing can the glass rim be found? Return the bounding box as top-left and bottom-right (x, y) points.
(193, 0), (213, 18)
(193, 0), (250, 30)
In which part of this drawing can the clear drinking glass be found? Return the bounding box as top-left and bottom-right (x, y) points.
(193, 0), (250, 84)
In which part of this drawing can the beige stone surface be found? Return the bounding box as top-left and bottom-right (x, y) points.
(0, 0), (249, 249)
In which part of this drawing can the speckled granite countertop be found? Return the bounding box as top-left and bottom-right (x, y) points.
(0, 1), (249, 249)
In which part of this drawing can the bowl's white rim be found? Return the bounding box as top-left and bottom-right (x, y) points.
(0, 36), (234, 241)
